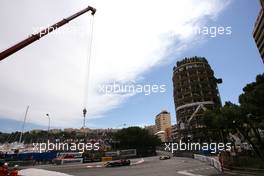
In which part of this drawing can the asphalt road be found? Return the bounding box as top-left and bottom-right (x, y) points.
(38, 156), (222, 176)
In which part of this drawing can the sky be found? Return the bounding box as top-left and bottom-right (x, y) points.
(0, 0), (263, 132)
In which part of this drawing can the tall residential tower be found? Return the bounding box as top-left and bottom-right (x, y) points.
(155, 110), (171, 142)
(172, 57), (222, 140)
(253, 0), (264, 63)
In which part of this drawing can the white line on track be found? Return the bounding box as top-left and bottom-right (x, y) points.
(177, 170), (205, 176)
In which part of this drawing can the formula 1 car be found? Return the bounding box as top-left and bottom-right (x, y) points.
(104, 159), (131, 167)
(159, 155), (171, 160)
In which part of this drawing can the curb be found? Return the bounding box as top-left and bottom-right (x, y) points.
(131, 158), (144, 165)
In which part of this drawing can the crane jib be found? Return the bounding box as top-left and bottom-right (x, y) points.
(0, 6), (96, 61)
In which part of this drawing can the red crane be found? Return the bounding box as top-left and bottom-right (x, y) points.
(0, 6), (96, 61)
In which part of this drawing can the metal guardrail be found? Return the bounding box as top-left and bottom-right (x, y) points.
(194, 154), (222, 172)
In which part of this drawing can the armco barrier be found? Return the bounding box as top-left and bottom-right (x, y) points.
(194, 154), (222, 172)
(54, 158), (83, 165)
(156, 150), (173, 157)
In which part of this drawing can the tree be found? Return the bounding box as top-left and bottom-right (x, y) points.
(203, 73), (264, 160)
(114, 127), (161, 156)
(239, 73), (264, 121)
(239, 73), (264, 157)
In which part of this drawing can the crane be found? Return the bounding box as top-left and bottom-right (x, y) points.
(0, 6), (96, 61)
(0, 5), (96, 127)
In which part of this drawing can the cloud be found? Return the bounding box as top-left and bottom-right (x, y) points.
(0, 0), (231, 128)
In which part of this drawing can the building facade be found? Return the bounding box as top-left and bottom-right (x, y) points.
(155, 110), (172, 132)
(164, 126), (172, 142)
(172, 57), (222, 141)
(155, 110), (172, 142)
(144, 125), (157, 135)
(253, 0), (264, 63)
(171, 124), (179, 141)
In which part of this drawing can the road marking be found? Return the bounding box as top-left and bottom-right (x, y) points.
(131, 158), (144, 165)
(177, 166), (215, 176)
(177, 170), (205, 176)
(86, 165), (103, 168)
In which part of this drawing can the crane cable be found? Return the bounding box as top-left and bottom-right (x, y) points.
(82, 14), (95, 127)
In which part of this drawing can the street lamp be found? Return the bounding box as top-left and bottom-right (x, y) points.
(46, 113), (50, 133)
(116, 123), (126, 129)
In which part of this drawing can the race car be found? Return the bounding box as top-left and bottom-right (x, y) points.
(159, 155), (171, 160)
(104, 159), (131, 167)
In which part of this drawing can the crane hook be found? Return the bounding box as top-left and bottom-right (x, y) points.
(83, 108), (87, 117)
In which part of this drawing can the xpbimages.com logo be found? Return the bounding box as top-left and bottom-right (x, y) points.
(164, 141), (232, 154)
(98, 82), (166, 95)
(33, 140), (100, 153)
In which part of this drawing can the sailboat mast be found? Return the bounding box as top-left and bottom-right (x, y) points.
(19, 105), (30, 143)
